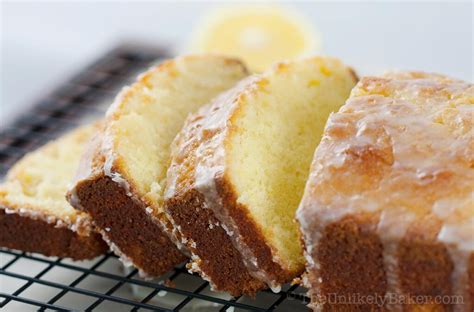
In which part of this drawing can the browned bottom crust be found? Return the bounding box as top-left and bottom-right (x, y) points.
(215, 177), (303, 285)
(311, 213), (387, 311)
(72, 175), (186, 276)
(165, 188), (265, 297)
(0, 209), (107, 260)
(306, 213), (474, 311)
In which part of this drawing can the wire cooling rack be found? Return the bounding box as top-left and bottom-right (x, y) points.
(0, 45), (310, 311)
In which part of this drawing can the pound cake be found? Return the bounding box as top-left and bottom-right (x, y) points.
(164, 57), (357, 296)
(68, 55), (249, 276)
(0, 125), (107, 259)
(297, 72), (473, 311)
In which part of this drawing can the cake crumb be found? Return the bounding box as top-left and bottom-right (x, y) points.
(163, 279), (175, 288)
(208, 221), (220, 229)
(291, 277), (302, 286)
(157, 290), (168, 297)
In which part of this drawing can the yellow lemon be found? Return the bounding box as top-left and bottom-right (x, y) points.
(189, 5), (321, 72)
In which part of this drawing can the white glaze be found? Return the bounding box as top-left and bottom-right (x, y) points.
(101, 132), (133, 198)
(194, 77), (285, 289)
(297, 74), (474, 310)
(378, 208), (417, 311)
(103, 235), (134, 267)
(438, 217), (474, 311)
(165, 75), (285, 290)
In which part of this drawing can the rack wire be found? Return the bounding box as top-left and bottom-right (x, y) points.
(0, 44), (310, 311)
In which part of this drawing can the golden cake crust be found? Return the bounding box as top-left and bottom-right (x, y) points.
(164, 78), (268, 295)
(68, 55), (249, 277)
(0, 125), (107, 259)
(164, 57), (358, 295)
(297, 73), (474, 311)
(68, 124), (186, 276)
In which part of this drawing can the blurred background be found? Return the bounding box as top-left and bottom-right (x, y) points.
(1, 1), (473, 129)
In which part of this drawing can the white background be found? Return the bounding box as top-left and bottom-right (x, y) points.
(1, 1), (473, 128)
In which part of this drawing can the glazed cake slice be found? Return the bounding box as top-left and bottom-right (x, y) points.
(296, 72), (473, 311)
(0, 124), (107, 259)
(164, 57), (357, 295)
(68, 55), (249, 276)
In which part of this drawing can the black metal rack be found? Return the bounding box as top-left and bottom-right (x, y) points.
(0, 45), (309, 311)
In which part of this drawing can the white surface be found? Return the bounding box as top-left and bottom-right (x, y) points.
(1, 1), (472, 129)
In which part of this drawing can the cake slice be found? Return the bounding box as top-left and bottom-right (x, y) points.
(68, 55), (249, 276)
(0, 124), (107, 259)
(296, 72), (473, 311)
(164, 57), (357, 295)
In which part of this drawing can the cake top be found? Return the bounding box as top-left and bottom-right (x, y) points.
(101, 55), (248, 214)
(0, 124), (97, 232)
(298, 72), (473, 250)
(166, 56), (357, 286)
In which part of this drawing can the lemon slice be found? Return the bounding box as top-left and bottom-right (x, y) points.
(189, 6), (321, 72)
